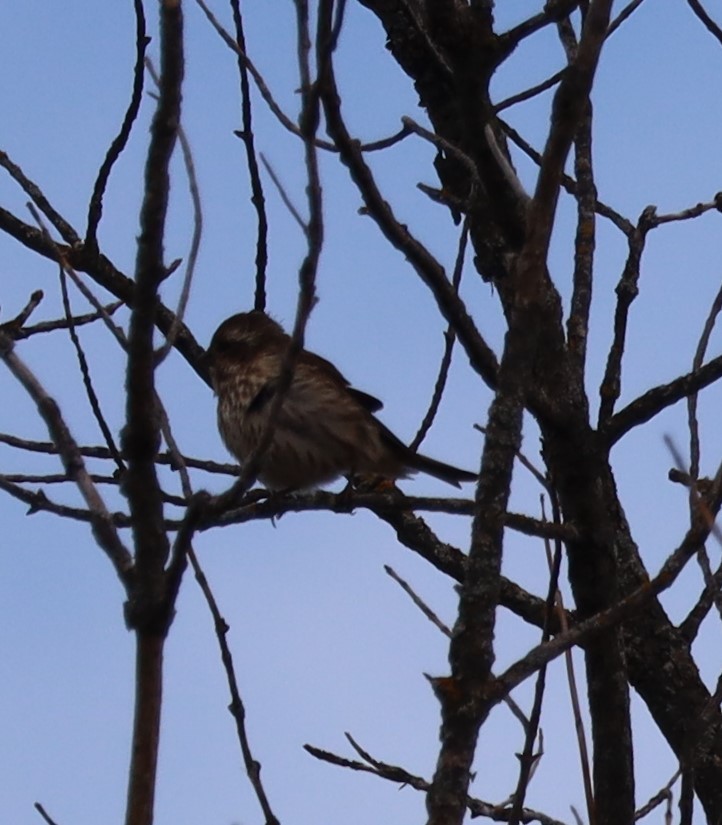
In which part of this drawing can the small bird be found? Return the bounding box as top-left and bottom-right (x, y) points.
(206, 311), (477, 490)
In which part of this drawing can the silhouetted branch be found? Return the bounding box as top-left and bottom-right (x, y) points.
(85, 0), (148, 248)
(34, 802), (61, 825)
(603, 353), (722, 445)
(494, 469), (722, 704)
(608, 0), (649, 37)
(16, 301), (124, 338)
(686, 0), (722, 46)
(303, 739), (569, 825)
(498, 117), (632, 234)
(259, 153), (308, 234)
(188, 547), (280, 824)
(317, 25), (499, 390)
(0, 432), (238, 475)
(0, 151), (79, 244)
(634, 770), (679, 821)
(598, 207), (658, 423)
(229, 0), (269, 311)
(566, 92), (595, 381)
(411, 221), (468, 450)
(499, 0), (580, 52)
(0, 331), (132, 580)
(384, 564), (453, 637)
(123, 5), (185, 825)
(145, 58), (203, 366)
(688, 278), (722, 478)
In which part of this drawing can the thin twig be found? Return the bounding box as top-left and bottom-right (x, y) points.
(0, 332), (132, 580)
(145, 58), (204, 366)
(34, 803), (60, 825)
(188, 548), (280, 824)
(542, 497), (594, 825)
(411, 221), (468, 451)
(607, 0), (648, 36)
(495, 69), (566, 113)
(493, 460), (722, 705)
(598, 207), (661, 424)
(260, 153), (308, 234)
(686, 0), (722, 46)
(85, 0), (148, 248)
(0, 150), (79, 244)
(0, 289), (44, 330)
(634, 770), (680, 821)
(303, 741), (569, 825)
(317, 22), (499, 389)
(687, 279), (722, 480)
(508, 512), (564, 825)
(0, 474), (132, 527)
(26, 204), (126, 476)
(17, 302), (124, 339)
(498, 117), (632, 234)
(229, 0), (269, 311)
(384, 564), (452, 636)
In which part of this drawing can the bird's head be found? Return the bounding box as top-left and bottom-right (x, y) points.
(208, 311), (285, 356)
(205, 311), (286, 378)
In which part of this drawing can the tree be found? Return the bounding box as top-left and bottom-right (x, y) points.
(1, 2), (722, 824)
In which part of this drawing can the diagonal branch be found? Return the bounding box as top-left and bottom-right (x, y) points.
(603, 353), (722, 446)
(0, 331), (132, 581)
(316, 17), (499, 389)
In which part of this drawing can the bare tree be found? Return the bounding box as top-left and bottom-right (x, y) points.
(2, 2), (722, 824)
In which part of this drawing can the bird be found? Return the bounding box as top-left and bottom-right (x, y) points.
(206, 311), (477, 491)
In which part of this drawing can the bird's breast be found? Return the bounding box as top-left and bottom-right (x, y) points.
(213, 354), (280, 461)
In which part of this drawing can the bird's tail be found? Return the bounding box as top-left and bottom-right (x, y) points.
(376, 421), (477, 487)
(407, 451), (477, 488)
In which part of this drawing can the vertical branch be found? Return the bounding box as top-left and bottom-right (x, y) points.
(123, 0), (183, 602)
(292, 0), (325, 333)
(125, 633), (165, 825)
(57, 259), (126, 474)
(560, 17), (597, 382)
(507, 530), (563, 825)
(597, 209), (653, 424)
(566, 99), (596, 377)
(515, 0), (612, 300)
(228, 0), (269, 311)
(687, 280), (722, 481)
(145, 57), (204, 365)
(122, 4), (184, 825)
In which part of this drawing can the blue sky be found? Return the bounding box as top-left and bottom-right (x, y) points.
(1, 2), (722, 824)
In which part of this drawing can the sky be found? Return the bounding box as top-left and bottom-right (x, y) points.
(1, 2), (722, 824)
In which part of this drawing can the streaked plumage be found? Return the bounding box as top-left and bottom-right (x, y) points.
(207, 311), (477, 490)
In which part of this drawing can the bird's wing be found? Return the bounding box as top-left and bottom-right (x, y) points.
(301, 351), (384, 412)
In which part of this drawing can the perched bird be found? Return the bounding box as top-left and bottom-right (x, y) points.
(206, 311), (477, 490)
